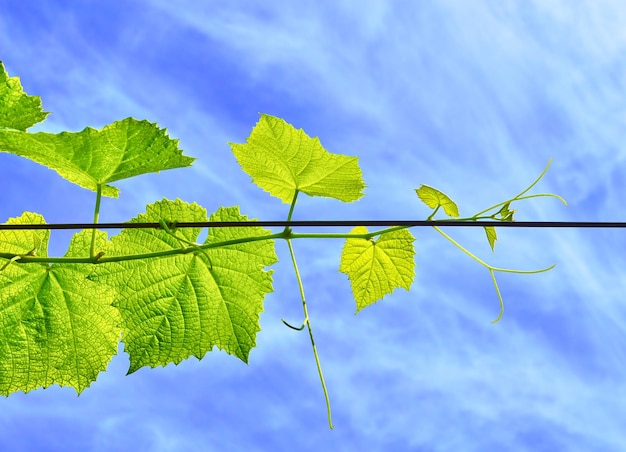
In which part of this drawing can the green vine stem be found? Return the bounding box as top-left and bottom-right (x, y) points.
(281, 190), (334, 428)
(0, 161), (563, 330)
(1, 161), (565, 266)
(284, 190), (299, 228)
(0, 228), (401, 265)
(0, 232), (286, 264)
(285, 237), (334, 429)
(90, 183), (102, 259)
(158, 219), (213, 269)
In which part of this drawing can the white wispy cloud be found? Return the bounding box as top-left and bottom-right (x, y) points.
(2, 0), (626, 449)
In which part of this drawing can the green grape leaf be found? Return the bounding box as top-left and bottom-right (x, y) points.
(0, 118), (195, 197)
(339, 227), (415, 313)
(229, 114), (365, 203)
(0, 213), (120, 395)
(0, 61), (49, 131)
(91, 199), (278, 373)
(497, 202), (515, 222)
(415, 185), (459, 217)
(484, 226), (497, 252)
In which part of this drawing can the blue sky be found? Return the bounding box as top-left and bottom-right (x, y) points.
(2, 1), (626, 451)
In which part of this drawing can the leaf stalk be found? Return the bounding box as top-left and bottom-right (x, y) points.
(285, 238), (334, 429)
(90, 184), (102, 259)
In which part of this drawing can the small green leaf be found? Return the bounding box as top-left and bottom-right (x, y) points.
(339, 227), (415, 313)
(0, 213), (120, 395)
(415, 185), (459, 217)
(92, 199), (278, 373)
(497, 202), (515, 222)
(0, 62), (49, 131)
(0, 118), (195, 197)
(484, 226), (497, 252)
(229, 114), (365, 203)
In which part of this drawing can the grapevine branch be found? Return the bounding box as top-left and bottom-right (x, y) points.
(0, 62), (582, 430)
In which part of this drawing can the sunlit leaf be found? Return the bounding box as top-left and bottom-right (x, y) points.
(415, 185), (459, 217)
(0, 118), (195, 197)
(339, 227), (415, 313)
(91, 199), (278, 373)
(0, 213), (120, 395)
(484, 226), (497, 252)
(0, 61), (48, 131)
(229, 114), (365, 203)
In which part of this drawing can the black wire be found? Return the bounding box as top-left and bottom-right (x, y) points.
(0, 220), (624, 230)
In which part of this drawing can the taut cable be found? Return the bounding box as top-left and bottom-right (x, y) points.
(0, 220), (624, 230)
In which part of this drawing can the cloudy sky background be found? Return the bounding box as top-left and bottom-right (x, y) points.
(2, 1), (626, 450)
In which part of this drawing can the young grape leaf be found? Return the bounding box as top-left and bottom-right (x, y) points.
(0, 118), (195, 197)
(497, 202), (515, 221)
(339, 227), (415, 313)
(415, 185), (459, 217)
(91, 199), (278, 373)
(0, 61), (48, 131)
(0, 213), (120, 395)
(484, 226), (497, 252)
(229, 114), (365, 203)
